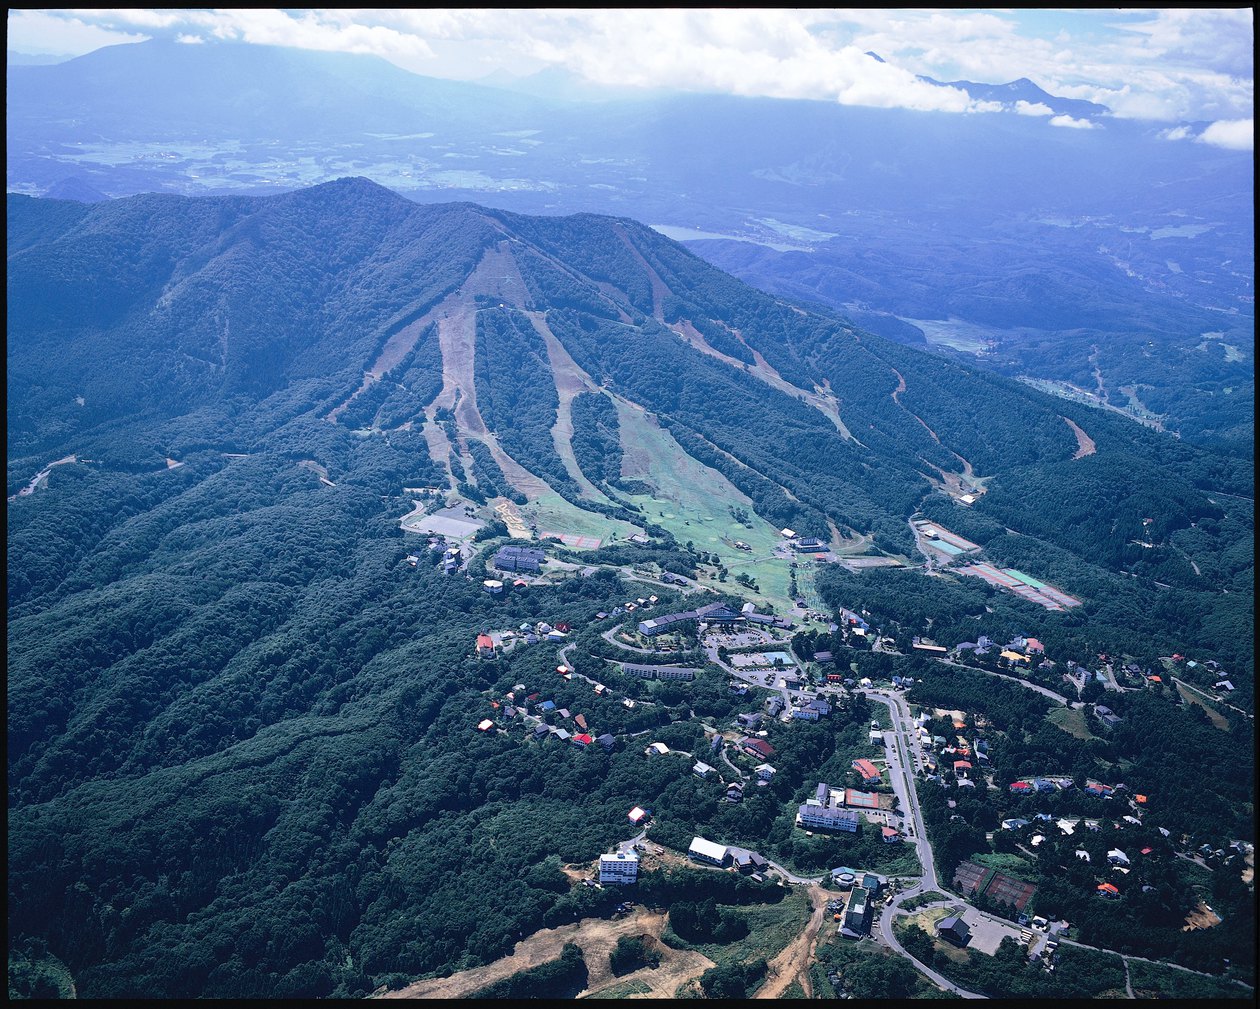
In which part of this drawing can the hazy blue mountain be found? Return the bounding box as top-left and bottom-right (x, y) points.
(6, 38), (553, 143)
(5, 50), (72, 65)
(917, 73), (1112, 119)
(41, 175), (111, 202)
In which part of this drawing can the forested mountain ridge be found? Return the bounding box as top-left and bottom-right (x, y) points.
(8, 180), (1252, 651)
(8, 178), (1249, 552)
(7, 179), (1252, 997)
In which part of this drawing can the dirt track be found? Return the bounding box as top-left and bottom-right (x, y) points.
(754, 884), (828, 998)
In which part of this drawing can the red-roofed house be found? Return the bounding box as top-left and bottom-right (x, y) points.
(1148, 675), (1163, 683)
(1140, 847), (1153, 855)
(851, 759), (881, 784)
(572, 733), (593, 748)
(742, 737), (775, 760)
(476, 633), (495, 657)
(574, 713), (588, 731)
(1025, 638), (1045, 653)
(881, 826), (903, 844)
(1097, 883), (1120, 897)
(1010, 781), (1032, 793)
(954, 760), (973, 773)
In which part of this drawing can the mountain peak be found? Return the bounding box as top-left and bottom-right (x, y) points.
(917, 72), (1109, 118)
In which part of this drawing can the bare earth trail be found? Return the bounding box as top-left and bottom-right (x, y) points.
(526, 309), (617, 503)
(610, 221), (861, 445)
(1062, 415), (1097, 459)
(889, 366), (986, 493)
(8, 454), (77, 502)
(754, 884), (828, 999)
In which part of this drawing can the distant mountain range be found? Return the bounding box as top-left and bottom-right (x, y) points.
(6, 39), (1252, 451)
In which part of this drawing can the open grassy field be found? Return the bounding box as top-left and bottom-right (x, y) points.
(612, 395), (800, 613)
(1048, 706), (1097, 740)
(1174, 681), (1231, 731)
(521, 490), (643, 546)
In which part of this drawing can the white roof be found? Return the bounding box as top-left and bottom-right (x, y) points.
(601, 851), (638, 864)
(780, 528), (796, 537)
(689, 836), (728, 861)
(646, 742), (669, 754)
(628, 806), (648, 821)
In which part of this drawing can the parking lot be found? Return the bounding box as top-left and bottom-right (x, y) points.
(955, 906), (1027, 955)
(703, 629), (783, 648)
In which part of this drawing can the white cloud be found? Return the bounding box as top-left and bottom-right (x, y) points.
(1159, 125), (1192, 142)
(176, 34), (204, 45)
(1014, 100), (1054, 117)
(7, 8), (1253, 123)
(5, 9), (149, 54)
(1049, 114), (1098, 130)
(1196, 119), (1254, 151)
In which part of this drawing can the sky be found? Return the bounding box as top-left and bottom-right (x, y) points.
(7, 8), (1254, 146)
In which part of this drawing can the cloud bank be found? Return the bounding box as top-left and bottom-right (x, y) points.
(6, 7), (1254, 125)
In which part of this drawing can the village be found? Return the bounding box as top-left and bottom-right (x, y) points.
(395, 507), (1250, 997)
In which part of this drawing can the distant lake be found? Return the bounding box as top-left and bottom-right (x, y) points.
(650, 224), (805, 252)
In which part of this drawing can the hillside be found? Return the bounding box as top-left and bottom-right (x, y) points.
(6, 180), (1253, 998)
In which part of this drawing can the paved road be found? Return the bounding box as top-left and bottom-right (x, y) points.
(867, 689), (940, 888)
(936, 657), (1080, 708)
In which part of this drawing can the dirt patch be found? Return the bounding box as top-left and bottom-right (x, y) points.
(375, 906), (713, 1001)
(1182, 901), (1223, 931)
(495, 499), (533, 539)
(1062, 415), (1097, 459)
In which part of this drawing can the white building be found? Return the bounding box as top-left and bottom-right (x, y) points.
(599, 851), (639, 884)
(689, 836), (730, 866)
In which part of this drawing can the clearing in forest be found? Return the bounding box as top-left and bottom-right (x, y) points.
(1062, 415), (1097, 459)
(611, 393), (798, 612)
(375, 907), (714, 1000)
